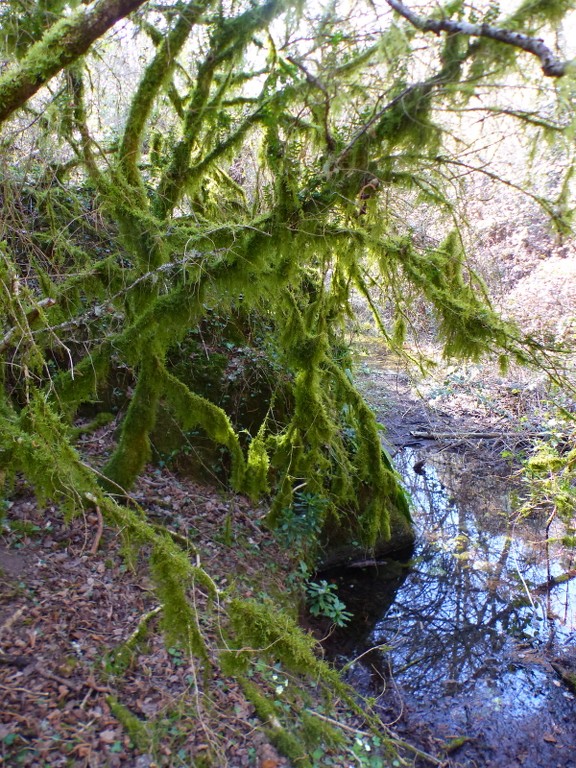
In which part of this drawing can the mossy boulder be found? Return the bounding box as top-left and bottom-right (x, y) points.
(318, 503), (415, 571)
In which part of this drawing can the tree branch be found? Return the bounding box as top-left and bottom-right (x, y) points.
(118, 0), (211, 187)
(153, 0), (294, 220)
(0, 298), (56, 354)
(0, 0), (149, 126)
(385, 0), (570, 77)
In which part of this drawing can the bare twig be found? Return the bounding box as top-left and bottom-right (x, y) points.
(386, 0), (570, 77)
(386, 730), (444, 765)
(38, 668), (83, 693)
(0, 682), (49, 696)
(285, 55), (328, 94)
(335, 84), (418, 166)
(286, 55), (335, 151)
(89, 505), (104, 555)
(0, 653), (32, 669)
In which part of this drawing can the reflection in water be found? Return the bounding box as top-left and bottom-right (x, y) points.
(372, 448), (576, 707)
(331, 447), (576, 765)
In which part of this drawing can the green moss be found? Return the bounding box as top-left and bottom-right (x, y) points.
(118, 0), (210, 189)
(103, 356), (161, 491)
(239, 679), (309, 763)
(161, 366), (247, 492)
(107, 696), (151, 750)
(300, 709), (344, 750)
(70, 411), (115, 439)
(227, 598), (343, 690)
(245, 427), (271, 499)
(149, 541), (210, 658)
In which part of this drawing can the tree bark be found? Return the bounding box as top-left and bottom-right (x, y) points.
(0, 0), (149, 126)
(385, 0), (570, 77)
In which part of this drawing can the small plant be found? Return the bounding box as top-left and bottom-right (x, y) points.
(511, 398), (576, 548)
(167, 646), (186, 667)
(4, 519), (42, 545)
(275, 492), (327, 552)
(306, 580), (353, 627)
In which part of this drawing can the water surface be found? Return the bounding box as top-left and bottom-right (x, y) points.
(330, 446), (576, 766)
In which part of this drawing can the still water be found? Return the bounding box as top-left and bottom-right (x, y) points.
(329, 446), (576, 766)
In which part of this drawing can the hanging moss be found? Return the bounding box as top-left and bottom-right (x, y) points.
(114, 283), (205, 364)
(118, 0), (211, 190)
(380, 232), (519, 360)
(227, 597), (342, 688)
(103, 355), (162, 491)
(161, 364), (248, 492)
(149, 537), (212, 657)
(5, 397), (90, 514)
(245, 425), (271, 499)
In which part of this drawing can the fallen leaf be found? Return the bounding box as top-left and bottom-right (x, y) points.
(543, 733), (557, 744)
(72, 743), (93, 758)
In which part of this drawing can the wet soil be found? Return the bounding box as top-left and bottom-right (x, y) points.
(327, 352), (576, 768)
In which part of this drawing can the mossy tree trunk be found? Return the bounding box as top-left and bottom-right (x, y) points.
(1, 0), (573, 564)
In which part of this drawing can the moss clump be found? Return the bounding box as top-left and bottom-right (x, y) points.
(239, 679), (308, 763)
(107, 696), (151, 750)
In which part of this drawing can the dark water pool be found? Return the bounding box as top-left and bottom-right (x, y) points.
(327, 447), (576, 766)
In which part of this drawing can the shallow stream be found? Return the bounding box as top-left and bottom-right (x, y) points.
(327, 445), (576, 766)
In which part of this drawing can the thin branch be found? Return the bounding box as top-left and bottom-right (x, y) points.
(286, 55), (335, 151)
(286, 55), (327, 94)
(385, 0), (570, 77)
(332, 83), (425, 173)
(89, 505), (104, 555)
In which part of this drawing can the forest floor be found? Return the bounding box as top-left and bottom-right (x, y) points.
(0, 434), (299, 767)
(1, 343), (575, 767)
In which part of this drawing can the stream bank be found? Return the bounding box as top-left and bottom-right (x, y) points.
(321, 353), (576, 767)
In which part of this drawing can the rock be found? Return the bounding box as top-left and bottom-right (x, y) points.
(317, 507), (415, 571)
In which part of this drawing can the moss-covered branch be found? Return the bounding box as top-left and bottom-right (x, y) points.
(118, 0), (213, 188)
(153, 0), (297, 218)
(0, 0), (148, 125)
